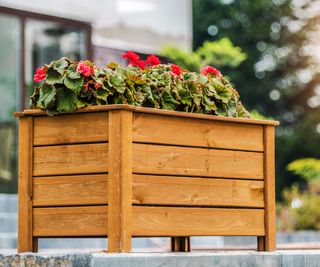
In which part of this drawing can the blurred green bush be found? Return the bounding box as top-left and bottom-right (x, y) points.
(277, 158), (320, 231)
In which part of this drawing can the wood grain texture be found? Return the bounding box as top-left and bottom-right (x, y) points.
(33, 143), (108, 176)
(132, 144), (264, 179)
(17, 105), (279, 126)
(132, 206), (265, 236)
(132, 175), (264, 208)
(33, 174), (108, 206)
(133, 113), (263, 151)
(33, 112), (108, 145)
(18, 117), (34, 252)
(33, 206), (108, 237)
(263, 126), (276, 251)
(107, 110), (132, 252)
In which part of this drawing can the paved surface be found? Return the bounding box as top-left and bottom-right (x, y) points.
(1, 250), (320, 267)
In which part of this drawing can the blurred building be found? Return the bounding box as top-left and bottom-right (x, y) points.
(0, 0), (192, 193)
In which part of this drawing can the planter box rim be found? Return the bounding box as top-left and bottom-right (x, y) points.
(14, 104), (279, 126)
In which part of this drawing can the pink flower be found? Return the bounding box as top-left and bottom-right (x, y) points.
(146, 54), (161, 66)
(122, 51), (140, 63)
(171, 64), (181, 77)
(200, 66), (221, 76)
(77, 61), (94, 77)
(85, 82), (90, 92)
(33, 66), (47, 82)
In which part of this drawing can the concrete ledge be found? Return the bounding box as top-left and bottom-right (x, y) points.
(1, 251), (320, 267)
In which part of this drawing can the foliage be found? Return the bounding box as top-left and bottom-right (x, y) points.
(192, 0), (320, 198)
(287, 158), (320, 182)
(30, 57), (250, 117)
(277, 184), (320, 231)
(250, 109), (273, 120)
(161, 38), (246, 72)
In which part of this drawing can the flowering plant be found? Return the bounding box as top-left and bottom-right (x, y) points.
(30, 52), (250, 117)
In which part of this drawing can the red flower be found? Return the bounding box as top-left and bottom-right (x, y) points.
(146, 54), (161, 66)
(33, 66), (47, 82)
(171, 64), (181, 77)
(122, 51), (140, 63)
(200, 66), (221, 76)
(94, 82), (101, 90)
(77, 61), (94, 77)
(85, 82), (90, 92)
(136, 60), (146, 70)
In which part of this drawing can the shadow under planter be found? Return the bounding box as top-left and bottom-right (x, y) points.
(14, 104), (279, 253)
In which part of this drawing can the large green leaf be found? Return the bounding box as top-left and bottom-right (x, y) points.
(108, 74), (126, 93)
(46, 68), (64, 84)
(64, 76), (84, 93)
(210, 79), (232, 104)
(66, 64), (81, 79)
(161, 89), (179, 110)
(178, 88), (192, 106)
(53, 57), (68, 74)
(56, 88), (77, 113)
(37, 83), (56, 109)
(93, 88), (109, 101)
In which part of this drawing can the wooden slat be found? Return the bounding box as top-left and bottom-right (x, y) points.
(33, 143), (108, 176)
(132, 175), (264, 208)
(132, 206), (265, 236)
(18, 117), (35, 252)
(33, 112), (108, 145)
(132, 144), (264, 179)
(263, 125), (276, 251)
(17, 104), (279, 126)
(133, 113), (263, 151)
(33, 174), (108, 206)
(107, 110), (132, 252)
(33, 206), (108, 237)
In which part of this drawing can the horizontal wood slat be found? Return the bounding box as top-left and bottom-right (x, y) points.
(132, 206), (265, 236)
(132, 144), (264, 179)
(33, 174), (108, 206)
(33, 206), (108, 237)
(132, 175), (264, 208)
(33, 112), (108, 146)
(133, 113), (263, 151)
(33, 144), (108, 176)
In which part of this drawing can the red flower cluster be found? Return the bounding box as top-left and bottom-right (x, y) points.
(171, 64), (181, 77)
(33, 66), (47, 82)
(122, 51), (161, 69)
(77, 61), (94, 77)
(200, 66), (221, 76)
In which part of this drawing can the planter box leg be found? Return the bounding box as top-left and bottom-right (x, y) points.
(108, 110), (133, 252)
(18, 117), (34, 253)
(257, 236), (265, 251)
(171, 237), (190, 252)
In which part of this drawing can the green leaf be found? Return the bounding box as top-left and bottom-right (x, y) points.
(37, 83), (56, 110)
(210, 79), (232, 104)
(75, 98), (91, 109)
(66, 64), (81, 79)
(178, 88), (192, 106)
(56, 88), (77, 113)
(64, 75), (84, 94)
(46, 68), (64, 84)
(203, 95), (217, 112)
(161, 89), (179, 110)
(108, 74), (126, 93)
(93, 88), (109, 101)
(53, 57), (68, 74)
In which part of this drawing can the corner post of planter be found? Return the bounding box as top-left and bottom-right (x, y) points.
(18, 116), (37, 252)
(261, 125), (276, 251)
(108, 109), (133, 252)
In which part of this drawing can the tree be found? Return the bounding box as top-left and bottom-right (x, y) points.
(193, 0), (320, 198)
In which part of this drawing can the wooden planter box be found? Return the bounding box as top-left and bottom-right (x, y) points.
(15, 104), (278, 253)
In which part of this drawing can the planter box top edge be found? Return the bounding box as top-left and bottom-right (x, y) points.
(14, 104), (279, 126)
